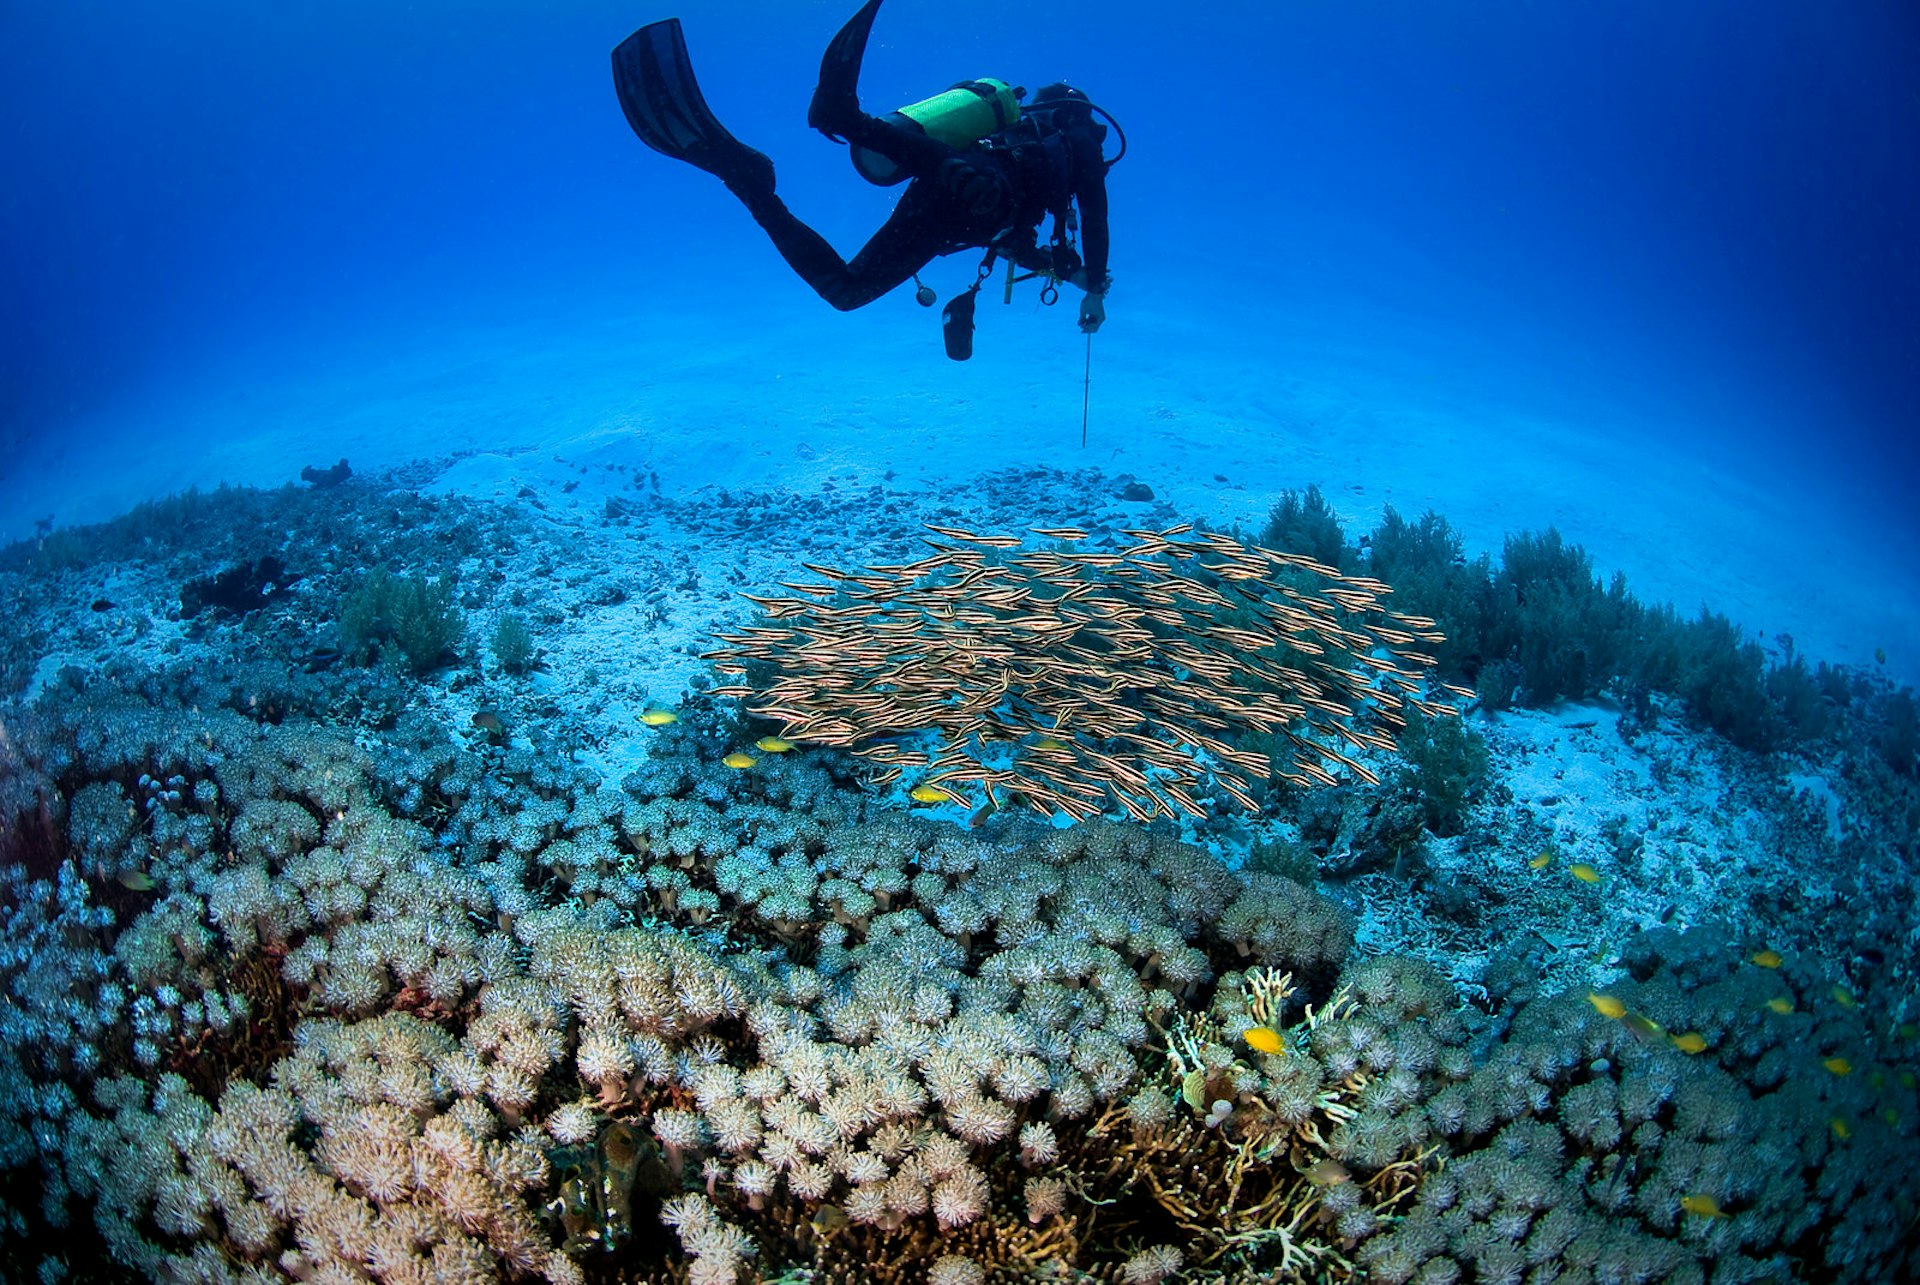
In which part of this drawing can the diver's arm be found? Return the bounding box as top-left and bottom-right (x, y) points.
(1068, 127), (1110, 332)
(1071, 127), (1111, 294)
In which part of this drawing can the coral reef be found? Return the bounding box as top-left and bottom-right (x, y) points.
(4, 662), (1915, 1284)
(0, 473), (1915, 1284)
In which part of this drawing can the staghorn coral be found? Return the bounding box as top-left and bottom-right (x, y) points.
(705, 523), (1468, 821)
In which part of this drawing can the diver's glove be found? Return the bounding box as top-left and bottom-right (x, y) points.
(1077, 283), (1107, 334)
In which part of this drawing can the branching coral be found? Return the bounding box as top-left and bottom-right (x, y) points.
(4, 603), (1916, 1285)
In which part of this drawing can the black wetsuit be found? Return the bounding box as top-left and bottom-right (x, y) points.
(731, 108), (1110, 312)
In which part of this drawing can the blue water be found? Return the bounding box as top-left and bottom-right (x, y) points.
(4, 0), (1917, 535)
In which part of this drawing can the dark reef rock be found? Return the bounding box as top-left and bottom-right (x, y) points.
(180, 556), (293, 617)
(299, 458), (352, 487)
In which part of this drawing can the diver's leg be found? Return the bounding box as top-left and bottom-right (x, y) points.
(804, 0), (1010, 203)
(808, 0), (885, 139)
(737, 186), (938, 311)
(839, 113), (960, 180)
(805, 0), (965, 184)
(613, 19), (775, 196)
(842, 190), (953, 296)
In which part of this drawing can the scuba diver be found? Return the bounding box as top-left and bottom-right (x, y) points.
(612, 0), (1122, 359)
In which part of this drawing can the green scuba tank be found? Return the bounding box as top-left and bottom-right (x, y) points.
(851, 78), (1021, 185)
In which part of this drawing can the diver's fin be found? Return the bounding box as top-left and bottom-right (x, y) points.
(612, 19), (773, 198)
(808, 0), (885, 140)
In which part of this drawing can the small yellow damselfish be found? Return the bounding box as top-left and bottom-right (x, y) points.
(638, 709), (679, 726)
(909, 784), (961, 805)
(1587, 992), (1627, 1020)
(1764, 996), (1794, 1015)
(1669, 1031), (1709, 1055)
(1749, 949), (1784, 969)
(755, 736), (796, 753)
(1822, 1057), (1852, 1076)
(721, 752), (758, 769)
(1528, 850), (1554, 870)
(1242, 1026), (1285, 1056)
(1568, 863), (1601, 884)
(1679, 1193), (1729, 1219)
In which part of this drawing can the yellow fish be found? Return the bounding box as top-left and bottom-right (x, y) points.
(1896, 1022), (1919, 1041)
(1822, 1057), (1852, 1076)
(1679, 1193), (1729, 1219)
(1031, 737), (1073, 751)
(638, 709), (679, 726)
(909, 784), (961, 805)
(1749, 949), (1784, 969)
(1528, 850), (1554, 870)
(1831, 1117), (1852, 1141)
(1882, 1108), (1901, 1127)
(118, 869), (156, 891)
(1587, 992), (1627, 1020)
(1831, 986), (1857, 1009)
(1242, 1026), (1285, 1056)
(1568, 863), (1601, 884)
(755, 736), (796, 753)
(1899, 1071), (1917, 1090)
(1669, 1032), (1709, 1055)
(721, 752), (758, 769)
(1765, 996), (1794, 1015)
